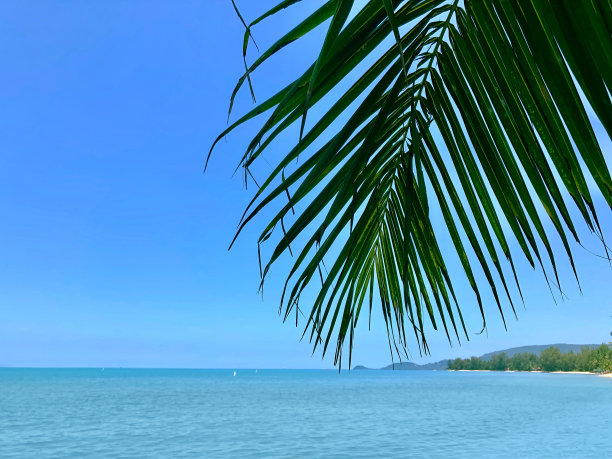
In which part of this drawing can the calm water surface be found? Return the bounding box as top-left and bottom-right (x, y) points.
(1, 369), (611, 458)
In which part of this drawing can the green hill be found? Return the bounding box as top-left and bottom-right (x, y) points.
(353, 344), (601, 370)
(479, 344), (599, 361)
(354, 360), (449, 370)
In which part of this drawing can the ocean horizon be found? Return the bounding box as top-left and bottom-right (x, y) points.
(2, 368), (611, 458)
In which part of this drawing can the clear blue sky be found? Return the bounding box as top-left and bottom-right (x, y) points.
(1, 1), (611, 369)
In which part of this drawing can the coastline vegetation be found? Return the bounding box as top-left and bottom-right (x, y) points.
(448, 344), (612, 373)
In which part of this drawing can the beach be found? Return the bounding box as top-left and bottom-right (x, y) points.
(453, 369), (610, 376)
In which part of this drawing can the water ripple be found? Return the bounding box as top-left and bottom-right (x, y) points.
(0, 369), (610, 458)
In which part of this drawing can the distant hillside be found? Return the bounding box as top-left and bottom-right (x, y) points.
(381, 362), (419, 370)
(382, 360), (449, 370)
(354, 360), (449, 370)
(479, 344), (599, 361)
(353, 343), (601, 370)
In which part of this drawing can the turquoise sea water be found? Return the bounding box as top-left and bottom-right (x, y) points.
(1, 369), (611, 458)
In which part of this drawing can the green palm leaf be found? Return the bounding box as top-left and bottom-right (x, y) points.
(211, 0), (612, 367)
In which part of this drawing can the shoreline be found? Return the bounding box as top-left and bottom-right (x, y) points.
(453, 369), (612, 377)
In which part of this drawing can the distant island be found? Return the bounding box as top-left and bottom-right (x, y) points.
(354, 361), (449, 371)
(354, 343), (612, 374)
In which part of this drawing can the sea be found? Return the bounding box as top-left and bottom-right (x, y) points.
(1, 368), (611, 458)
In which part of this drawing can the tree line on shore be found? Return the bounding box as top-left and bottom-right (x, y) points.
(448, 344), (612, 373)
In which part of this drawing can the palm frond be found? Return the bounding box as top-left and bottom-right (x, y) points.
(211, 0), (612, 367)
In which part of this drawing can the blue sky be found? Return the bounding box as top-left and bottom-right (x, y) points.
(0, 0), (611, 369)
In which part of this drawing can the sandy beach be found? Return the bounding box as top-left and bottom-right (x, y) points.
(550, 371), (595, 375)
(453, 370), (604, 376)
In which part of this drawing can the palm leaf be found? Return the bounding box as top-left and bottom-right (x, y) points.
(212, 0), (612, 367)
